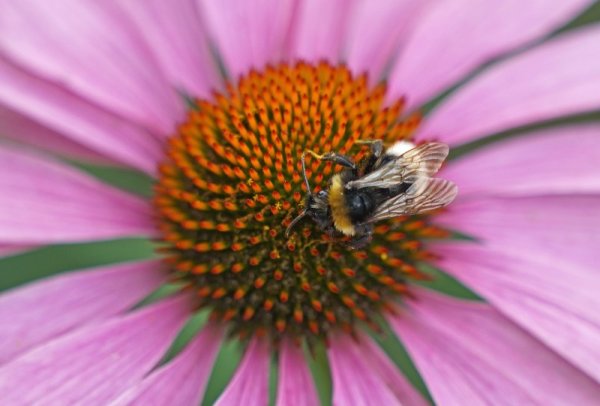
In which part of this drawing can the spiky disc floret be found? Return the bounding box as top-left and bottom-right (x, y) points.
(154, 61), (449, 343)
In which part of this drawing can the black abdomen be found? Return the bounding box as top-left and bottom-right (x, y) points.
(345, 183), (412, 223)
(346, 190), (376, 222)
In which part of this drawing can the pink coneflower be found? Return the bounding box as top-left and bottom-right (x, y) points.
(1, 0), (599, 404)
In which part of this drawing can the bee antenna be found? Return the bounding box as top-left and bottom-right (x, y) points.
(285, 151), (313, 239)
(285, 209), (307, 238)
(300, 151), (313, 196)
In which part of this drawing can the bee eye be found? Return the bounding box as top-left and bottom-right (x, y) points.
(317, 190), (327, 198)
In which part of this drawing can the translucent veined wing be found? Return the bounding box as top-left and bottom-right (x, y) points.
(345, 142), (449, 189)
(365, 178), (458, 223)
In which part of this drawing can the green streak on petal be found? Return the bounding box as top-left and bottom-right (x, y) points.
(306, 342), (332, 406)
(0, 238), (156, 292)
(156, 309), (210, 366)
(448, 111), (600, 161)
(201, 338), (244, 406)
(72, 162), (154, 198)
(268, 351), (279, 406)
(131, 283), (184, 311)
(370, 316), (434, 405)
(414, 263), (483, 301)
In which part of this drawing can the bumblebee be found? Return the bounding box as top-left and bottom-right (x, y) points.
(285, 140), (457, 248)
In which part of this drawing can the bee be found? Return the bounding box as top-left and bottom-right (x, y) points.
(285, 139), (457, 248)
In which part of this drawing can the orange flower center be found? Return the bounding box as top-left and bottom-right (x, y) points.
(154, 61), (449, 343)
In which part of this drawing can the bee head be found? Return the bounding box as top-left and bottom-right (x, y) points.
(310, 189), (328, 206)
(285, 188), (330, 238)
(306, 189), (330, 224)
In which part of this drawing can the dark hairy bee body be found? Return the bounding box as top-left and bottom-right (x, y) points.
(286, 140), (457, 248)
(344, 183), (413, 223)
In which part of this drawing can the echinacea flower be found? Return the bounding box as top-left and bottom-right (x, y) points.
(1, 0), (600, 404)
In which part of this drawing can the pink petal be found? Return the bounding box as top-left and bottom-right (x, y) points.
(388, 0), (593, 109)
(0, 260), (165, 364)
(359, 337), (429, 406)
(0, 105), (111, 164)
(345, 0), (429, 81)
(329, 334), (426, 405)
(0, 146), (156, 244)
(199, 0), (296, 79)
(215, 337), (270, 406)
(276, 339), (319, 406)
(437, 195), (600, 270)
(0, 295), (191, 405)
(286, 0), (352, 64)
(119, 0), (220, 98)
(431, 241), (600, 384)
(390, 289), (600, 405)
(417, 24), (600, 145)
(0, 57), (164, 173)
(0, 0), (184, 136)
(109, 325), (222, 406)
(442, 124), (600, 197)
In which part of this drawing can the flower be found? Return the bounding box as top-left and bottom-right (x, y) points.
(0, 0), (599, 405)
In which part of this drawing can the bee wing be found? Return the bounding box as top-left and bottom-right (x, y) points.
(346, 142), (449, 189)
(365, 178), (458, 223)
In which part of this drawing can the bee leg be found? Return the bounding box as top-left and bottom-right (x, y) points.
(347, 233), (372, 249)
(355, 139), (383, 159)
(355, 139), (384, 173)
(304, 150), (356, 170)
(347, 224), (373, 249)
(301, 150), (357, 193)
